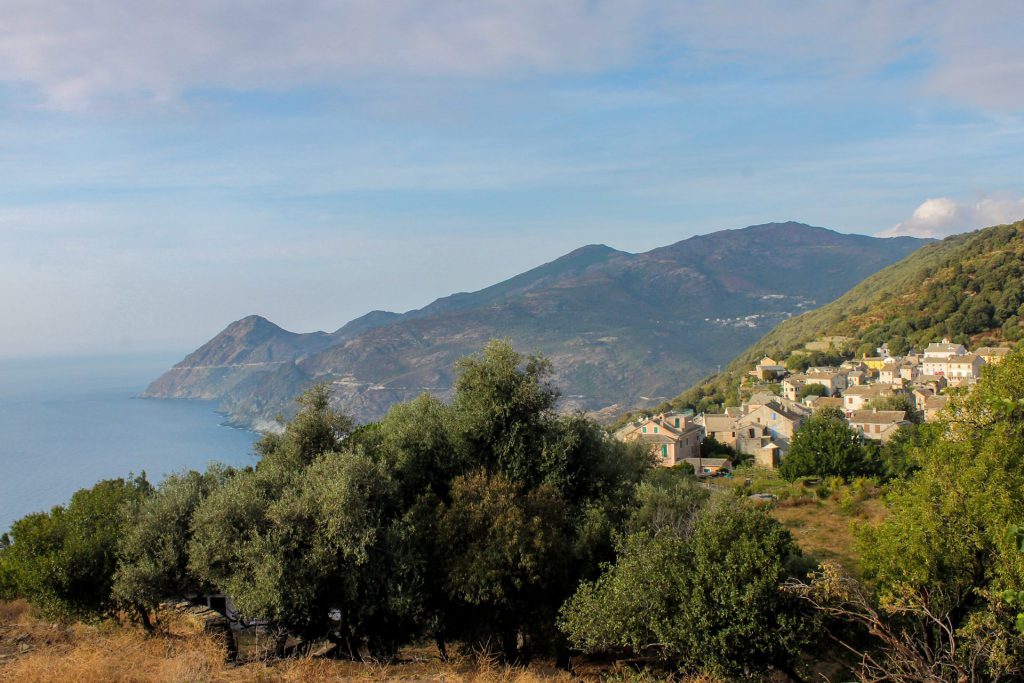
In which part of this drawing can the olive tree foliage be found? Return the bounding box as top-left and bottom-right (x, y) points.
(187, 385), (406, 655)
(0, 476), (151, 621)
(113, 467), (231, 630)
(780, 407), (879, 481)
(787, 347), (1024, 681)
(374, 341), (651, 661)
(560, 498), (814, 680)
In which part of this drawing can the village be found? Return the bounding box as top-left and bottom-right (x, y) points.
(615, 337), (1013, 475)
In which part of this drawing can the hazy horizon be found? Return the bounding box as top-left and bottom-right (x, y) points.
(2, 1), (1023, 357)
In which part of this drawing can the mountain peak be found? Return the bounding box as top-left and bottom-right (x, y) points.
(228, 314), (282, 333)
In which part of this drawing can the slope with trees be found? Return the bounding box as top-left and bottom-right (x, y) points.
(668, 220), (1024, 415)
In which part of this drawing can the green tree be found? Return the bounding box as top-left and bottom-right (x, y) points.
(780, 408), (878, 481)
(428, 341), (649, 662)
(187, 385), (413, 658)
(437, 470), (569, 661)
(1, 476), (151, 621)
(112, 467), (231, 631)
(560, 499), (813, 679)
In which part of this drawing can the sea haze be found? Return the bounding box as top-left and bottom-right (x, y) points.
(0, 353), (259, 533)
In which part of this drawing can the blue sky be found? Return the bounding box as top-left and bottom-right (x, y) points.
(1, 1), (1023, 357)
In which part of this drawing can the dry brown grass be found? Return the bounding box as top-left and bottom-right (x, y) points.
(772, 495), (887, 575)
(0, 602), (725, 682)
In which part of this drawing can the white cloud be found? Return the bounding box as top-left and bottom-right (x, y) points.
(0, 1), (1021, 110)
(879, 194), (1024, 238)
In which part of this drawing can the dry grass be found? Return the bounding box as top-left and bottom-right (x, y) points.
(0, 602), (724, 683)
(772, 494), (887, 574)
(719, 468), (890, 575)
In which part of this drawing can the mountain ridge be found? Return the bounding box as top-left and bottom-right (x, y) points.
(143, 222), (929, 428)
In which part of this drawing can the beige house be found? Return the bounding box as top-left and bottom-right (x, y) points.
(923, 395), (950, 422)
(899, 361), (920, 383)
(751, 356), (788, 381)
(878, 362), (901, 385)
(946, 353), (985, 380)
(700, 413), (740, 449)
(805, 396), (844, 412)
(977, 346), (1012, 365)
(806, 370), (846, 394)
(616, 413), (703, 467)
(911, 387), (934, 411)
(916, 374), (948, 392)
(842, 384), (900, 412)
(924, 339), (968, 360)
(845, 369), (867, 386)
(847, 409), (908, 442)
(700, 412), (781, 469)
(781, 375), (806, 401)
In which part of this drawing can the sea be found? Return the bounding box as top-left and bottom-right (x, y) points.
(0, 353), (259, 534)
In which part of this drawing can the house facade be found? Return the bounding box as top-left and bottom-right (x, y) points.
(616, 413), (703, 467)
(847, 409), (908, 442)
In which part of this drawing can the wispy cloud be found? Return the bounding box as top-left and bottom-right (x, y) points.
(878, 194), (1024, 238)
(0, 1), (1022, 111)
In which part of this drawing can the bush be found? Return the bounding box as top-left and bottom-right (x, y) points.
(1, 476), (151, 621)
(560, 499), (815, 679)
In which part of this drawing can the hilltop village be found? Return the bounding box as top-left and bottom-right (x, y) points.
(615, 337), (1012, 474)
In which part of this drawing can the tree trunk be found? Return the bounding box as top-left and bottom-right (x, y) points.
(501, 628), (519, 664)
(135, 604), (154, 634)
(273, 630), (289, 659)
(436, 636), (449, 662)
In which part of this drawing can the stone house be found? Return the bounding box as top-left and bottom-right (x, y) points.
(924, 339), (968, 360)
(923, 395), (950, 422)
(977, 346), (1012, 365)
(842, 384), (899, 412)
(847, 409), (908, 442)
(740, 401), (805, 452)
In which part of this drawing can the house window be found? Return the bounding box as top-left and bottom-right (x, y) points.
(642, 426), (647, 433)
(654, 426), (658, 433)
(661, 445), (668, 457)
(675, 418), (681, 427)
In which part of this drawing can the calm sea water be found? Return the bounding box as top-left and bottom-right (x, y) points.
(0, 354), (259, 533)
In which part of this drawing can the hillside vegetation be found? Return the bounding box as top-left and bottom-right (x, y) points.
(669, 221), (1024, 413)
(7, 341), (1024, 681)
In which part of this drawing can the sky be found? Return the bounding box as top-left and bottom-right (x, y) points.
(1, 1), (1023, 358)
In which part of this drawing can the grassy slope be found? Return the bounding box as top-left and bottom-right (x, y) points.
(662, 221), (1024, 415)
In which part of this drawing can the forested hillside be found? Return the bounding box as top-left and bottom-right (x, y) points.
(669, 221), (1024, 413)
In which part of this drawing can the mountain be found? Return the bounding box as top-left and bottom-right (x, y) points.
(143, 222), (927, 429)
(668, 220), (1024, 414)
